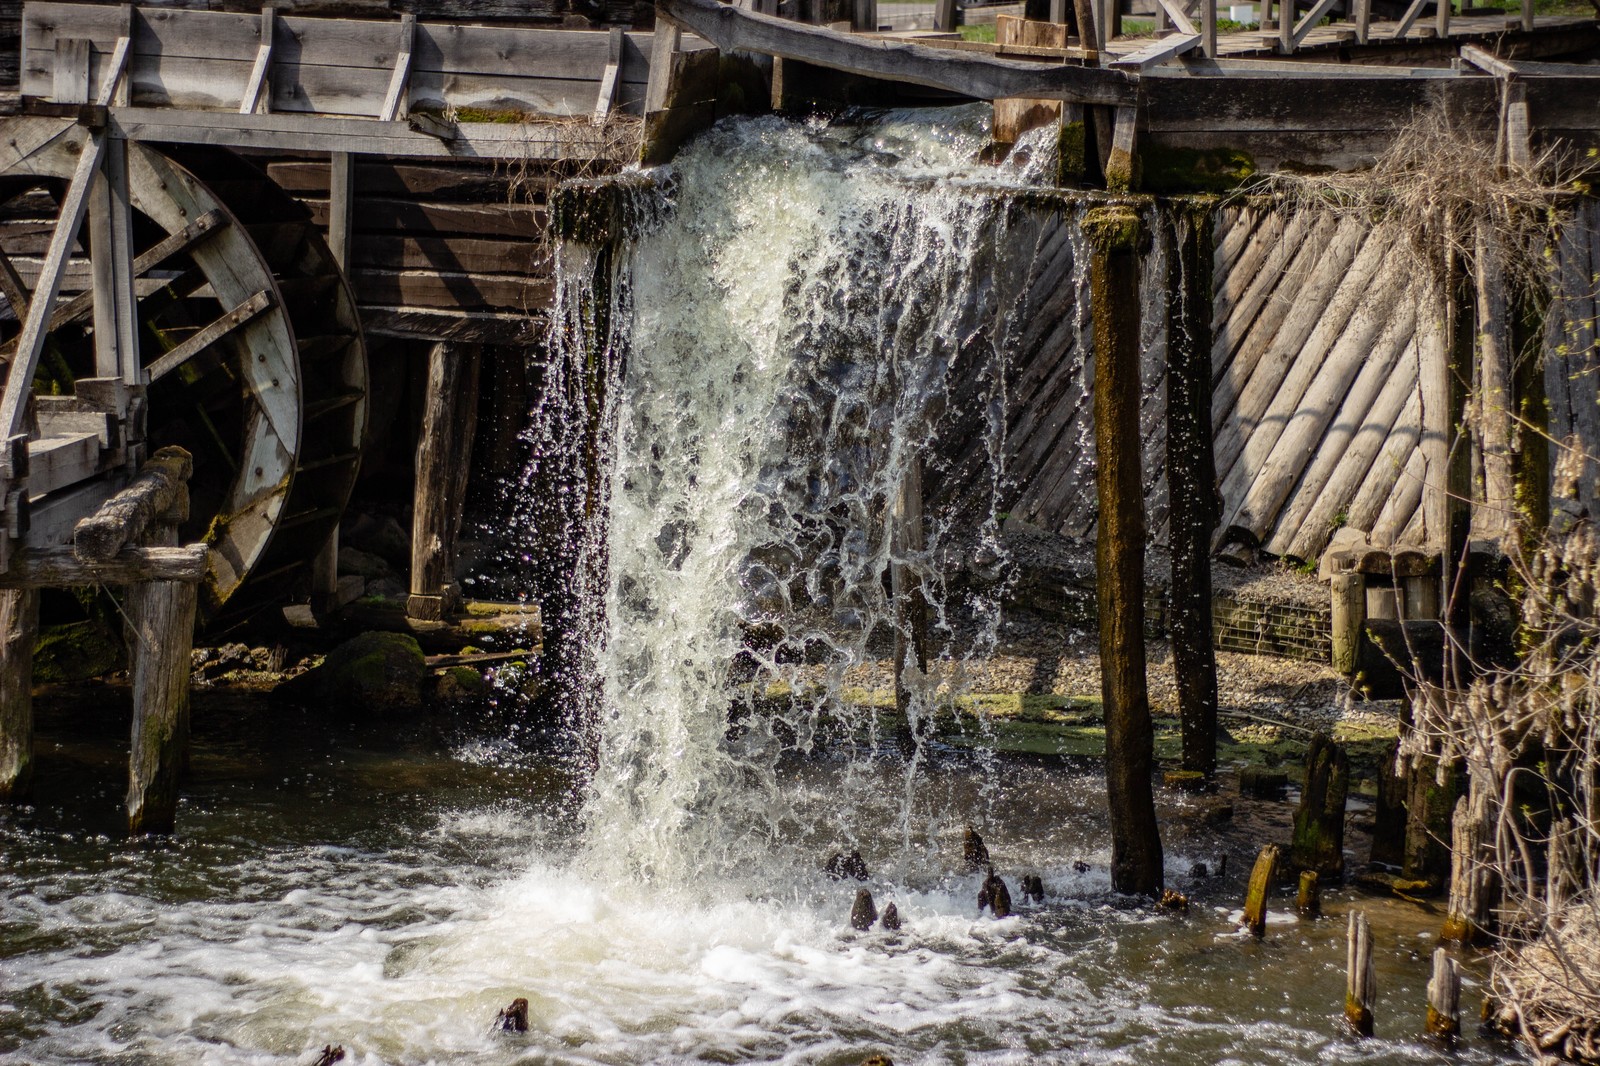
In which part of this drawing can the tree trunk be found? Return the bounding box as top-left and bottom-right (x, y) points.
(1291, 732), (1349, 879)
(1087, 204), (1163, 897)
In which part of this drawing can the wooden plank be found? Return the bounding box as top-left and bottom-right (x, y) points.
(644, 19), (681, 113)
(1142, 77), (1498, 134)
(657, 0), (1138, 104)
(146, 289), (275, 382)
(379, 13), (416, 121)
(53, 37), (90, 104)
(1459, 43), (1517, 79)
(360, 304), (542, 345)
(1111, 32), (1201, 69)
(304, 197), (545, 238)
(0, 543), (209, 586)
(239, 7), (275, 115)
(1290, 0), (1343, 49)
(349, 268), (553, 310)
(593, 26), (623, 125)
(26, 431), (106, 497)
(0, 131), (107, 442)
(326, 150), (352, 272)
(351, 234), (544, 275)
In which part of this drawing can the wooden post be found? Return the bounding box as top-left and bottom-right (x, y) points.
(1297, 869), (1321, 918)
(1167, 206), (1219, 778)
(891, 454), (928, 731)
(1346, 910), (1376, 1036)
(1442, 775), (1496, 944)
(409, 342), (480, 622)
(1074, 0), (1101, 54)
(1354, 0), (1370, 41)
(312, 151), (356, 614)
(1201, 0), (1217, 55)
(1426, 948), (1461, 1042)
(644, 19), (682, 114)
(1243, 843), (1279, 937)
(126, 576), (196, 834)
(0, 588), (38, 801)
(1086, 205), (1163, 899)
(935, 0), (959, 28)
(1474, 220), (1514, 549)
(1330, 570), (1364, 676)
(1290, 732), (1349, 879)
(1434, 0), (1448, 40)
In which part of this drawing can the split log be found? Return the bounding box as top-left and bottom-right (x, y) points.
(1086, 204), (1163, 899)
(1346, 910), (1375, 1036)
(408, 342), (480, 622)
(1290, 733), (1349, 880)
(1297, 870), (1320, 918)
(1425, 947), (1460, 1042)
(73, 446), (193, 562)
(1242, 843), (1279, 938)
(0, 588), (38, 802)
(125, 575), (196, 834)
(850, 888), (878, 930)
(1441, 776), (1496, 945)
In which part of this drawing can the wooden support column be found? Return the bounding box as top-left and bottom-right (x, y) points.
(1330, 569), (1364, 675)
(644, 19), (682, 114)
(1167, 206), (1218, 777)
(126, 573), (195, 834)
(1086, 204), (1163, 898)
(935, 0), (958, 30)
(1201, 0), (1216, 56)
(1474, 220), (1514, 549)
(1441, 773), (1497, 944)
(313, 151), (356, 614)
(409, 342), (480, 622)
(0, 588), (38, 802)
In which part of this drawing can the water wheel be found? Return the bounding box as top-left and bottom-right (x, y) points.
(0, 117), (366, 624)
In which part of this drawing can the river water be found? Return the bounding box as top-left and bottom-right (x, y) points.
(1, 107), (1527, 1065)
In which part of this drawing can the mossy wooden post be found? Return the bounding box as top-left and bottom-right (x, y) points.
(1243, 843), (1278, 937)
(1330, 570), (1363, 677)
(1346, 910), (1375, 1036)
(1165, 202), (1219, 778)
(1403, 754), (1459, 889)
(1426, 948), (1461, 1043)
(1297, 870), (1321, 918)
(1291, 733), (1349, 880)
(1442, 776), (1496, 945)
(408, 341), (481, 622)
(0, 587), (38, 801)
(1086, 203), (1163, 898)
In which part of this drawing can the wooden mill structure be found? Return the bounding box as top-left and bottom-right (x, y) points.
(0, 0), (1595, 828)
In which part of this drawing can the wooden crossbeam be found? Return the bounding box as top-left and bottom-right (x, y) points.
(1113, 31), (1201, 67)
(1391, 0), (1430, 38)
(1289, 0), (1344, 49)
(0, 251), (31, 322)
(593, 26), (624, 125)
(1460, 43), (1518, 77)
(95, 35), (131, 107)
(1155, 0), (1198, 35)
(145, 289), (274, 382)
(0, 133), (107, 441)
(378, 13), (416, 121)
(0, 544), (209, 587)
(239, 7), (275, 115)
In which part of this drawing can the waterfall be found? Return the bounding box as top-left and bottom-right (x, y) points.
(521, 105), (1090, 890)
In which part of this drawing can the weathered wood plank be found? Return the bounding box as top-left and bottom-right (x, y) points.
(0, 588), (38, 802)
(26, 431), (106, 497)
(73, 445), (191, 561)
(351, 233), (544, 274)
(349, 267), (552, 309)
(0, 543), (209, 586)
(360, 304), (542, 344)
(303, 196), (545, 238)
(658, 0), (1137, 104)
(146, 289), (275, 381)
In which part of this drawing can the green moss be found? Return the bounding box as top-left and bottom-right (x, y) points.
(1140, 145), (1257, 193)
(1103, 147), (1139, 194)
(33, 620), (125, 682)
(1058, 120), (1088, 184)
(313, 632), (427, 713)
(448, 106), (528, 124)
(1082, 204), (1142, 252)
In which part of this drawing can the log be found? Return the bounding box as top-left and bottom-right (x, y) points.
(0, 545), (209, 587)
(0, 588), (38, 802)
(1297, 869), (1321, 918)
(1290, 732), (1349, 879)
(408, 342), (480, 621)
(73, 446), (194, 562)
(1369, 439), (1427, 549)
(1346, 910), (1375, 1036)
(1087, 204), (1162, 899)
(125, 575), (197, 834)
(1441, 775), (1496, 945)
(1242, 842), (1278, 937)
(1473, 220), (1514, 548)
(1425, 947), (1460, 1042)
(1330, 570), (1364, 676)
(1166, 206), (1219, 777)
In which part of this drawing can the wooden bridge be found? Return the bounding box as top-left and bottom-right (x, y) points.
(0, 0), (1594, 828)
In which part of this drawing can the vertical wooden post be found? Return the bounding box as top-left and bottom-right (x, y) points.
(1202, 0), (1217, 55)
(1167, 206), (1218, 778)
(1330, 570), (1364, 676)
(644, 19), (682, 114)
(1426, 948), (1461, 1041)
(1519, 0), (1532, 31)
(1086, 205), (1163, 898)
(1346, 910), (1376, 1036)
(313, 151), (356, 614)
(1290, 732), (1349, 879)
(1355, 0), (1370, 42)
(853, 0), (877, 30)
(1073, 0), (1100, 53)
(1243, 842), (1279, 937)
(891, 454), (928, 729)
(936, 0), (958, 28)
(126, 578), (196, 834)
(1474, 220), (1514, 549)
(1442, 775), (1496, 944)
(1279, 0), (1293, 53)
(1297, 870), (1321, 918)
(0, 587), (38, 802)
(408, 342), (480, 622)
(90, 140), (138, 383)
(1434, 0), (1449, 39)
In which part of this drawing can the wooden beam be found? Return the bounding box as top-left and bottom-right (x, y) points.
(1392, 0), (1429, 38)
(1112, 31), (1200, 68)
(95, 34), (131, 108)
(1291, 0), (1343, 49)
(656, 0), (1137, 104)
(1202, 0), (1217, 56)
(125, 574), (197, 834)
(326, 152), (353, 270)
(0, 132), (108, 442)
(1155, 0), (1197, 34)
(593, 26), (624, 125)
(644, 17), (682, 113)
(0, 250), (31, 324)
(27, 430), (107, 497)
(378, 13), (417, 121)
(145, 289), (275, 382)
(0, 544), (209, 586)
(0, 588), (38, 801)
(1459, 43), (1517, 78)
(935, 0), (958, 30)
(72, 445), (191, 561)
(1355, 0), (1370, 42)
(239, 7), (275, 115)
(408, 341), (478, 621)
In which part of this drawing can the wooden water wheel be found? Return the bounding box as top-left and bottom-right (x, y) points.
(0, 117), (366, 624)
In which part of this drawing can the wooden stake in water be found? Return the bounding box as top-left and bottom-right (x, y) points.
(1297, 870), (1321, 919)
(1426, 948), (1461, 1043)
(1346, 910), (1376, 1037)
(1243, 843), (1279, 938)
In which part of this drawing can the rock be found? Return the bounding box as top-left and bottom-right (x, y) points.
(1157, 888), (1190, 913)
(850, 889), (878, 930)
(347, 514), (410, 569)
(962, 826), (990, 871)
(285, 631), (427, 713)
(1188, 862), (1209, 879)
(495, 997), (529, 1032)
(311, 1046), (345, 1066)
(978, 868), (1012, 918)
(1020, 874), (1045, 903)
(33, 619), (125, 682)
(365, 576), (407, 601)
(337, 546), (391, 579)
(826, 850), (869, 881)
(1239, 768), (1288, 799)
(435, 664), (488, 701)
(880, 902), (901, 930)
